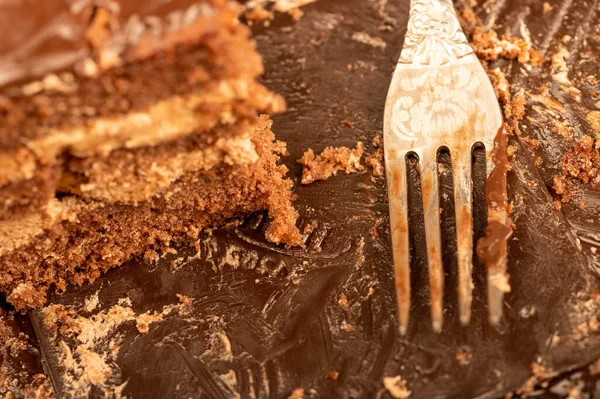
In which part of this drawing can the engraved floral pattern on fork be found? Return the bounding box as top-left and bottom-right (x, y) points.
(399, 0), (473, 66)
(390, 66), (484, 142)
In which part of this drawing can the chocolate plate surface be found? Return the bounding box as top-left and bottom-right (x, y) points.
(23, 0), (600, 397)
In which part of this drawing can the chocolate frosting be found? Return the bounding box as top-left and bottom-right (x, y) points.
(0, 0), (215, 89)
(0, 0), (86, 88)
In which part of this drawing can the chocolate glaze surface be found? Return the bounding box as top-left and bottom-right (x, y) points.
(20, 0), (600, 397)
(0, 0), (218, 89)
(0, 0), (86, 88)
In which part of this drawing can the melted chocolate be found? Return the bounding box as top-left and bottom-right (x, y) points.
(485, 127), (509, 210)
(477, 127), (512, 269)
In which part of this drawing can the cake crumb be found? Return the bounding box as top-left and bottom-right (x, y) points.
(338, 294), (350, 310)
(6, 282), (46, 310)
(135, 312), (164, 334)
(522, 137), (540, 149)
(325, 371), (339, 380)
(245, 0), (316, 21)
(456, 347), (473, 366)
(288, 388), (305, 399)
(83, 292), (100, 313)
(77, 347), (113, 386)
(566, 137), (599, 176)
(469, 26), (543, 66)
(586, 111), (600, 132)
(299, 142), (365, 184)
(543, 2), (553, 13)
(244, 4), (275, 23)
(366, 133), (384, 177)
(553, 135), (600, 202)
(383, 376), (411, 399)
(351, 32), (387, 49)
(342, 118), (355, 129)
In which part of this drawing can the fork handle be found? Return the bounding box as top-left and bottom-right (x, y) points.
(400, 0), (473, 66)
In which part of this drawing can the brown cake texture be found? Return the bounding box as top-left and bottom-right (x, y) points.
(0, 0), (301, 310)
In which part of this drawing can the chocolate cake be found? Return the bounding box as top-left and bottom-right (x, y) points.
(0, 0), (301, 310)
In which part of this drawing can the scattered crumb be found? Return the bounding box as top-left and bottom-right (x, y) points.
(83, 292), (100, 313)
(288, 388), (305, 399)
(244, 4), (274, 23)
(534, 156), (543, 167)
(365, 133), (384, 177)
(551, 44), (571, 85)
(325, 371), (339, 380)
(351, 32), (387, 49)
(487, 68), (511, 106)
(299, 142), (365, 184)
(516, 360), (554, 396)
(302, 220), (318, 235)
(342, 118), (355, 129)
(271, 0), (317, 12)
(287, 7), (304, 20)
(338, 294), (350, 310)
(469, 26), (544, 66)
(76, 347), (113, 386)
(566, 137), (597, 181)
(553, 135), (600, 202)
(135, 312), (164, 334)
(586, 111), (600, 133)
(383, 376), (411, 399)
(176, 294), (193, 306)
(340, 320), (356, 333)
(244, 0), (317, 20)
(521, 137), (540, 149)
(507, 145), (518, 156)
(509, 91), (527, 121)
(543, 2), (553, 13)
(456, 347), (473, 366)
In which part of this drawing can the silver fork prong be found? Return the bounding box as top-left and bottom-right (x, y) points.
(387, 153), (411, 335)
(487, 246), (508, 324)
(452, 149), (474, 325)
(486, 201), (509, 325)
(420, 153), (444, 333)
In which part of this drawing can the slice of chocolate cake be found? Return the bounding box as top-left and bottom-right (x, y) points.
(0, 0), (301, 310)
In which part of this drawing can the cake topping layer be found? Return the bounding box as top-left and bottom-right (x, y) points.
(0, 0), (226, 89)
(61, 124), (261, 203)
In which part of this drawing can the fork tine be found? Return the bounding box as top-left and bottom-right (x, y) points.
(387, 154), (411, 335)
(485, 193), (509, 325)
(419, 153), (444, 332)
(452, 149), (474, 325)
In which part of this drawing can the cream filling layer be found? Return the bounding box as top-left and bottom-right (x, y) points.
(0, 79), (285, 186)
(77, 134), (259, 203)
(0, 131), (261, 254)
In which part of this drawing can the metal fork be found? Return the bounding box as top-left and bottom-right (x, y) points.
(383, 0), (509, 334)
